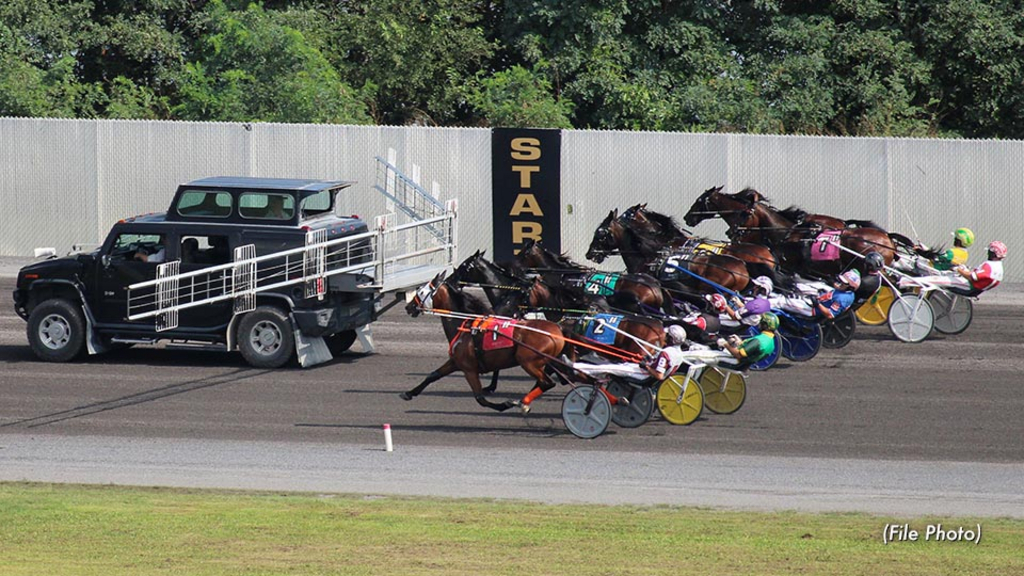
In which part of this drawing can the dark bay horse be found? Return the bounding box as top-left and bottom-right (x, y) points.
(402, 270), (566, 412)
(586, 208), (751, 296)
(683, 186), (896, 276)
(513, 239), (675, 315)
(623, 203), (780, 285)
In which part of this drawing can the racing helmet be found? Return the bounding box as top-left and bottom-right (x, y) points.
(838, 269), (861, 290)
(864, 251), (884, 273)
(708, 293), (728, 311)
(954, 227), (975, 248)
(666, 324), (687, 344)
(752, 276), (773, 295)
(758, 312), (779, 332)
(988, 240), (1008, 259)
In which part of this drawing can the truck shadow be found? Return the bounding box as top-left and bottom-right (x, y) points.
(0, 368), (268, 429)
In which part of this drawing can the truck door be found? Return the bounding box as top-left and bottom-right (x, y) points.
(176, 232), (235, 331)
(95, 231), (167, 326)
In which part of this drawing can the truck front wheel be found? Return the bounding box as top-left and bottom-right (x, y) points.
(27, 299), (86, 362)
(237, 306), (295, 369)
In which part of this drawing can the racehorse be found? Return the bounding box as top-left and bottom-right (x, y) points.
(586, 208), (751, 296)
(623, 203), (781, 285)
(402, 270), (567, 412)
(513, 239), (675, 315)
(683, 186), (896, 276)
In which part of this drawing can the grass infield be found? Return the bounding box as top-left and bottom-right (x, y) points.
(1, 482), (1022, 575)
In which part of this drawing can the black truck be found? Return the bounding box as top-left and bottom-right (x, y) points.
(14, 176), (390, 368)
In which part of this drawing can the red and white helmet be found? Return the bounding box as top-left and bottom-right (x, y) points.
(838, 269), (861, 290)
(989, 240), (1007, 259)
(708, 293), (728, 311)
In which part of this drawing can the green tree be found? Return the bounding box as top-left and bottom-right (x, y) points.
(466, 64), (573, 128)
(170, 1), (371, 124)
(320, 0), (497, 125)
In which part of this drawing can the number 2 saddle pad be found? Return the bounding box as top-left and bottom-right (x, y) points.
(582, 313), (623, 345)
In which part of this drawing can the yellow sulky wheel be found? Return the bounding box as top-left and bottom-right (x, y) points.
(697, 368), (747, 415)
(656, 375), (704, 425)
(856, 285), (895, 325)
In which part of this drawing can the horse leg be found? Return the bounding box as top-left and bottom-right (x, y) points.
(400, 358), (457, 401)
(517, 360), (559, 414)
(481, 371), (500, 395)
(466, 371), (516, 412)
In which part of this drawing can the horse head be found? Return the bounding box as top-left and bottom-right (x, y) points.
(406, 269), (448, 317)
(586, 209), (620, 263)
(683, 185), (726, 227)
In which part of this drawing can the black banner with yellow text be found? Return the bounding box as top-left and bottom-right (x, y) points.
(491, 128), (561, 262)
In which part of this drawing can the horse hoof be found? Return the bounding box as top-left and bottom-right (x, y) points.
(520, 402), (532, 415)
(399, 392), (413, 401)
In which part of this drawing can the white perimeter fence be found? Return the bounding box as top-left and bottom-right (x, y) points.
(1, 118), (1021, 280)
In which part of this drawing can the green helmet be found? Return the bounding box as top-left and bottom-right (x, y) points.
(954, 228), (975, 248)
(759, 312), (779, 331)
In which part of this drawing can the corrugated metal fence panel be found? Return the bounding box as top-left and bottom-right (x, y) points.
(0, 119), (99, 255)
(729, 135), (890, 227)
(1, 118), (1021, 280)
(889, 138), (1024, 262)
(96, 121), (255, 239)
(561, 130), (730, 271)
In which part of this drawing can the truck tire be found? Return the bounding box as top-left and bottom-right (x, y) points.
(237, 306), (295, 369)
(27, 299), (86, 362)
(326, 329), (358, 356)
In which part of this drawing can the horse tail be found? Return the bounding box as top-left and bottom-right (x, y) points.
(889, 232), (916, 249)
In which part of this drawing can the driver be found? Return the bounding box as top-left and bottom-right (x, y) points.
(716, 312), (778, 367)
(770, 270), (860, 320)
(134, 242), (166, 263)
(899, 241), (1006, 294)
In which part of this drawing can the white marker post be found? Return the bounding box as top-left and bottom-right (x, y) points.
(383, 423), (393, 452)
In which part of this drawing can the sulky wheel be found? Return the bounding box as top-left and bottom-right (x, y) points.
(606, 380), (654, 428)
(821, 311), (856, 349)
(887, 293), (934, 343)
(655, 375), (704, 425)
(697, 368), (747, 415)
(855, 285), (895, 325)
(562, 385), (612, 439)
(778, 318), (822, 362)
(928, 291), (973, 335)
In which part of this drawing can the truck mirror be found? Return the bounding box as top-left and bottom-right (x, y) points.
(101, 255), (111, 268)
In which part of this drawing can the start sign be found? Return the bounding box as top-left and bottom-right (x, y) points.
(491, 128), (561, 261)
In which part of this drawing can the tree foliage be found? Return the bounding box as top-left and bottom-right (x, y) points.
(2, 0), (1024, 137)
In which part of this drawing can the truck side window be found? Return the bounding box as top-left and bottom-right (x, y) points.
(299, 190), (332, 217)
(239, 192), (295, 221)
(110, 234), (165, 263)
(181, 235), (231, 265)
(176, 191), (232, 218)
